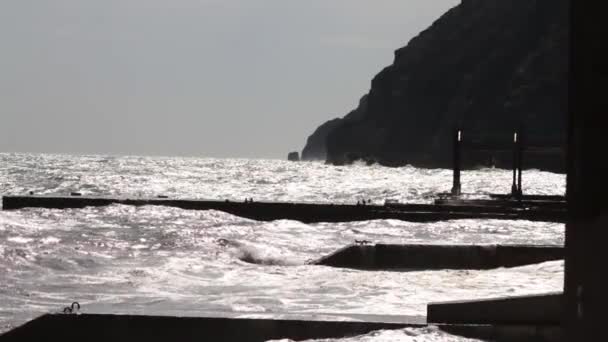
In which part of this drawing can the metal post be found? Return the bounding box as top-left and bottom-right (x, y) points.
(511, 131), (519, 197)
(451, 129), (462, 196)
(517, 127), (524, 200)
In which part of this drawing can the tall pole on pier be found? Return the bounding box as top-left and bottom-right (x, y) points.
(512, 131), (519, 197)
(451, 128), (462, 196)
(517, 126), (524, 200)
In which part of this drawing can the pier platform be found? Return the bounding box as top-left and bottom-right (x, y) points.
(2, 194), (567, 223)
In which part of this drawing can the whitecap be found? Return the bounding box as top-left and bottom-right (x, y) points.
(7, 236), (34, 244)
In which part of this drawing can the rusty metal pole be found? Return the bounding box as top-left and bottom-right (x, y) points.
(451, 129), (462, 196)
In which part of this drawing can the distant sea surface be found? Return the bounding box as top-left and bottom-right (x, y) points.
(0, 153), (566, 341)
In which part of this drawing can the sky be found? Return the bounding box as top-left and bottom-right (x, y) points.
(0, 0), (458, 159)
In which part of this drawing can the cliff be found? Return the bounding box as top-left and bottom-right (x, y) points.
(301, 0), (568, 172)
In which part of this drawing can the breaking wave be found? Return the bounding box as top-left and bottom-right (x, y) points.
(218, 239), (303, 266)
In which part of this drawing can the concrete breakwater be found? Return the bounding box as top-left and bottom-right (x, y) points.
(0, 299), (563, 342)
(0, 312), (424, 342)
(428, 292), (562, 325)
(433, 197), (566, 210)
(312, 244), (564, 270)
(2, 195), (567, 223)
(429, 293), (563, 341)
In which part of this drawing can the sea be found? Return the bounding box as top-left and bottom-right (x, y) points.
(0, 153), (566, 341)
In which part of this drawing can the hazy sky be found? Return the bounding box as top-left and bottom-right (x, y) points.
(1, 0), (458, 158)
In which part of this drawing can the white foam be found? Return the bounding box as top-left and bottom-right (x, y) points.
(7, 236), (34, 244)
(40, 236), (60, 244)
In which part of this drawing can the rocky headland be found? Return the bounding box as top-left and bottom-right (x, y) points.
(301, 0), (568, 172)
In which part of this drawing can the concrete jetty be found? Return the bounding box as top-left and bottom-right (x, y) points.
(488, 194), (565, 202)
(433, 197), (566, 210)
(0, 311), (425, 342)
(428, 292), (562, 325)
(0, 305), (563, 342)
(312, 244), (564, 270)
(1, 195), (567, 223)
(428, 293), (563, 341)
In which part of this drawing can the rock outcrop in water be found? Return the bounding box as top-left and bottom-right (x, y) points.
(301, 0), (568, 172)
(287, 152), (300, 161)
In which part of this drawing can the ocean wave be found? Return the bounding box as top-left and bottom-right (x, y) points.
(218, 239), (303, 266)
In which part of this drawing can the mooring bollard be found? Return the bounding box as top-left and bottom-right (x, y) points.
(451, 129), (462, 196)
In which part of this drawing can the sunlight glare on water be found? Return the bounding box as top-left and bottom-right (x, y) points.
(0, 153), (566, 340)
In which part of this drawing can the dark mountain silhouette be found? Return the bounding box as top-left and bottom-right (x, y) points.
(301, 0), (568, 172)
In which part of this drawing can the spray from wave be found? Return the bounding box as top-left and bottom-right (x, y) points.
(216, 239), (303, 266)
